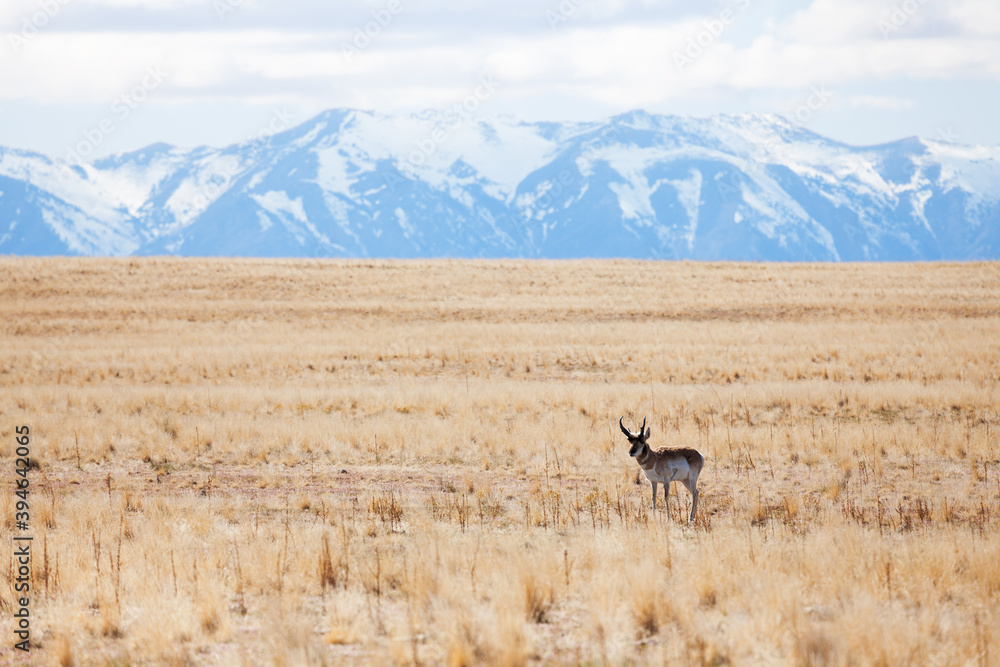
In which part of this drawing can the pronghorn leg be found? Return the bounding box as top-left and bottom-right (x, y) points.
(663, 481), (670, 516)
(635, 469), (642, 485)
(682, 478), (698, 523)
(650, 481), (658, 509)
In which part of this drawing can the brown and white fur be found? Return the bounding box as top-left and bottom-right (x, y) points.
(620, 416), (704, 523)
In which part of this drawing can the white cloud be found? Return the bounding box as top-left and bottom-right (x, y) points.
(3, 4), (999, 110)
(2, 0), (999, 152)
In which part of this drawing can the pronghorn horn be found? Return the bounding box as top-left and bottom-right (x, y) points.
(619, 416), (636, 438)
(640, 417), (646, 436)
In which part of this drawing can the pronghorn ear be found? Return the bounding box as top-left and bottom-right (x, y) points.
(643, 427), (651, 440)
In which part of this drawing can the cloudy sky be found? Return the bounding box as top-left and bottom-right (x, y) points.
(1, 0), (998, 160)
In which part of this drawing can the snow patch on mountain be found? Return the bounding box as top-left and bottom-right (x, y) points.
(252, 190), (306, 222)
(667, 170), (702, 250)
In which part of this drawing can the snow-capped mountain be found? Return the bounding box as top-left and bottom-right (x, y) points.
(2, 109), (998, 260)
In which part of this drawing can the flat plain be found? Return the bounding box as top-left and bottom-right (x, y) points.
(1, 258), (999, 666)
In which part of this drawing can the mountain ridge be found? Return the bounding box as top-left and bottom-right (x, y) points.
(1, 109), (998, 260)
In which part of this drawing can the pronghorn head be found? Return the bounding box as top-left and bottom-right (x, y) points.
(619, 416), (650, 457)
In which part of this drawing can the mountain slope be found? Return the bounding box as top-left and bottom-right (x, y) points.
(1, 110), (998, 260)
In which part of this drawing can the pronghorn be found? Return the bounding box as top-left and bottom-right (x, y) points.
(620, 416), (704, 522)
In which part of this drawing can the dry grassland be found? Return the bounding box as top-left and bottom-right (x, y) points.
(1, 258), (999, 666)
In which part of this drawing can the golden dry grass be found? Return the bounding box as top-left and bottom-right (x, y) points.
(1, 258), (999, 665)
